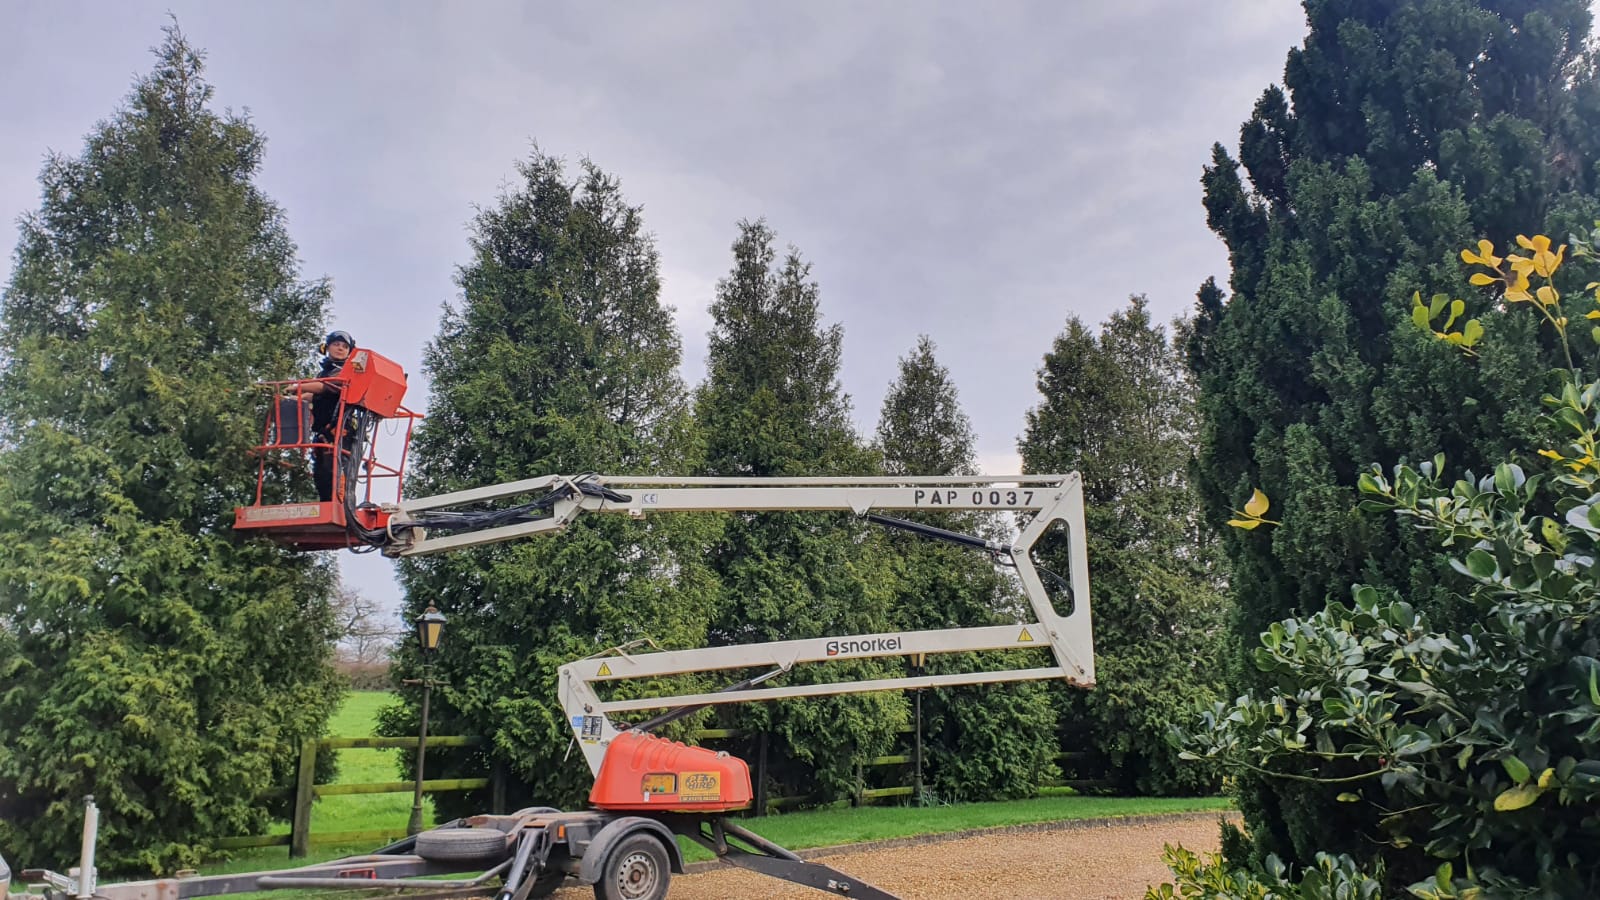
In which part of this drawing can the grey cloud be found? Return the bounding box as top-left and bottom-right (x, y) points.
(0, 1), (1308, 610)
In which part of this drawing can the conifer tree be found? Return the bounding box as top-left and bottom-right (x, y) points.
(1191, 0), (1600, 863)
(694, 220), (903, 802)
(0, 26), (342, 873)
(1021, 297), (1226, 795)
(874, 336), (1059, 800)
(385, 152), (717, 814)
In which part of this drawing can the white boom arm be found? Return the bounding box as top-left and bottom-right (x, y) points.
(385, 474), (1093, 776)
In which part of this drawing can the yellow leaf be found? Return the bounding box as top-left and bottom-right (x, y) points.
(1537, 285), (1559, 306)
(1494, 783), (1542, 811)
(1533, 245), (1565, 277)
(1538, 767), (1556, 789)
(1476, 239), (1501, 267)
(1244, 488), (1269, 517)
(1226, 518), (1263, 531)
(1585, 311), (1600, 320)
(1539, 449), (1564, 459)
(1508, 255), (1535, 279)
(1469, 272), (1496, 285)
(1460, 248), (1479, 265)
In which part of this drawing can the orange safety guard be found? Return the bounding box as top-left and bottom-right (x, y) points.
(589, 731), (753, 813)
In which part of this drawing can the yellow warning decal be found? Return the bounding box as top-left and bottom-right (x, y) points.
(597, 662), (613, 677)
(680, 771), (722, 802)
(1018, 627), (1035, 642)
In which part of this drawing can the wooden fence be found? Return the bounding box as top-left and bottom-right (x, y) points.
(216, 735), (503, 858)
(220, 727), (1108, 857)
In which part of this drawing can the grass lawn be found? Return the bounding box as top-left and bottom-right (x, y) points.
(205, 691), (431, 874)
(205, 691), (1232, 873)
(311, 691), (434, 835)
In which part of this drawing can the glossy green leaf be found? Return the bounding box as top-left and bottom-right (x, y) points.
(1503, 756), (1531, 784)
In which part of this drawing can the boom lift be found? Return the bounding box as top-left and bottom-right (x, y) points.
(6, 351), (1095, 900)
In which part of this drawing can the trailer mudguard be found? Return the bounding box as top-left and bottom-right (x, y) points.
(577, 817), (685, 883)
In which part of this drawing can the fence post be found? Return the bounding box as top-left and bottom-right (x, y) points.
(491, 760), (507, 815)
(754, 732), (769, 818)
(913, 689), (924, 805)
(290, 739), (319, 858)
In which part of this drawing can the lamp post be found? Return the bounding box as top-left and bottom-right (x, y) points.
(406, 605), (446, 836)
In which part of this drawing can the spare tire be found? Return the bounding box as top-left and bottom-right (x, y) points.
(414, 827), (511, 862)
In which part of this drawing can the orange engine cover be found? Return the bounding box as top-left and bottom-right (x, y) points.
(339, 349), (408, 417)
(589, 731), (752, 812)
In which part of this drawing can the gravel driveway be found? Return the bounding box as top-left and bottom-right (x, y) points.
(553, 812), (1227, 900)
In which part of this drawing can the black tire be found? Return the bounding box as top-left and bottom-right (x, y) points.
(593, 833), (670, 900)
(414, 827), (511, 862)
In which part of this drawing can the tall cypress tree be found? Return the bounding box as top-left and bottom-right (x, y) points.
(1020, 297), (1226, 795)
(695, 219), (903, 802)
(1191, 0), (1600, 864)
(385, 152), (717, 813)
(874, 336), (1059, 800)
(0, 26), (342, 873)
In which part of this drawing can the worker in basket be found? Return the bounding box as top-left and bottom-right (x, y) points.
(283, 329), (356, 502)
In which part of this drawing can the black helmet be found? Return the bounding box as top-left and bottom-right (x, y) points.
(322, 330), (355, 352)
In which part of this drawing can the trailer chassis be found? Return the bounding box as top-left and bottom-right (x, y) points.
(4, 798), (899, 900)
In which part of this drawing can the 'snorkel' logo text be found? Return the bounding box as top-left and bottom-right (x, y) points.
(825, 636), (903, 657)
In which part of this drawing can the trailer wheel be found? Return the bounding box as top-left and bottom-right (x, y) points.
(593, 833), (670, 900)
(414, 827), (510, 862)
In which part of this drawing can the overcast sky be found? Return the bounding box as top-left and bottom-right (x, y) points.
(1, 2), (1309, 614)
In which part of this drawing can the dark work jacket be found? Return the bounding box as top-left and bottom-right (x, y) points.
(311, 356), (345, 437)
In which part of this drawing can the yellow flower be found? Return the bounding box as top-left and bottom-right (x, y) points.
(1460, 239), (1503, 268)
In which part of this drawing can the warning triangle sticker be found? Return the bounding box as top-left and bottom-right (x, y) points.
(597, 662), (613, 677)
(1018, 627), (1035, 642)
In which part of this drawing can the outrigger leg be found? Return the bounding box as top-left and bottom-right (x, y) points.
(683, 817), (902, 900)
